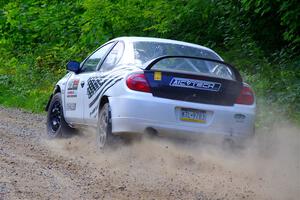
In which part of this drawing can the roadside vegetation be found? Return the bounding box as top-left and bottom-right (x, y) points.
(0, 0), (299, 124)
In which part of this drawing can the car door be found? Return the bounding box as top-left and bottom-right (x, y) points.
(64, 42), (116, 124)
(83, 41), (125, 125)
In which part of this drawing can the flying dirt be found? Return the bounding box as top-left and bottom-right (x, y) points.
(0, 106), (299, 200)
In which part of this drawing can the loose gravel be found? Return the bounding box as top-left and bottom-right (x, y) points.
(0, 106), (299, 200)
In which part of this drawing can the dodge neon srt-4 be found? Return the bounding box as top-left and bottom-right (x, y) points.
(45, 37), (255, 148)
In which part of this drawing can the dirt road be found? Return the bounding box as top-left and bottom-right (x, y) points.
(0, 107), (299, 200)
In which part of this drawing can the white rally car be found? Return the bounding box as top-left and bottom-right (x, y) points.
(46, 37), (255, 148)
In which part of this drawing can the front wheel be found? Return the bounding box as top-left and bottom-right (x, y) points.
(46, 93), (72, 138)
(97, 103), (118, 149)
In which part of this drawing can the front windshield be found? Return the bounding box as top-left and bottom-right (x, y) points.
(133, 41), (220, 66)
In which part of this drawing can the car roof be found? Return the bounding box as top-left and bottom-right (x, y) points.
(110, 36), (221, 59)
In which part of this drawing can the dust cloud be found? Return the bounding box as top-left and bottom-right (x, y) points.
(44, 123), (300, 199)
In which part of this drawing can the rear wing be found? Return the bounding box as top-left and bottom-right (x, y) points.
(144, 55), (243, 83)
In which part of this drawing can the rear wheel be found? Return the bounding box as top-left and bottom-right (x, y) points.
(222, 138), (236, 151)
(46, 93), (72, 138)
(97, 103), (118, 149)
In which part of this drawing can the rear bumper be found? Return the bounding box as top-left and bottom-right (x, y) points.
(109, 93), (255, 141)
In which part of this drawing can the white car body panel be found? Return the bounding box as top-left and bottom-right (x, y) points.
(108, 78), (255, 139)
(109, 94), (255, 137)
(49, 37), (255, 142)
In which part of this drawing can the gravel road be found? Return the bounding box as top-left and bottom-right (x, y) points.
(0, 106), (299, 200)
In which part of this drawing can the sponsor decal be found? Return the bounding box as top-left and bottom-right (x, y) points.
(169, 77), (221, 92)
(66, 103), (76, 111)
(67, 79), (80, 97)
(67, 90), (77, 98)
(68, 79), (80, 91)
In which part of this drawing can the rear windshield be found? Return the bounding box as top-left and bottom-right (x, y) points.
(151, 57), (235, 80)
(133, 41), (220, 65)
(133, 41), (235, 80)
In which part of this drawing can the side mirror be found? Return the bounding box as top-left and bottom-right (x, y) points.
(66, 61), (80, 73)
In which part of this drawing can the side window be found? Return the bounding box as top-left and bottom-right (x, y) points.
(100, 42), (125, 72)
(81, 42), (114, 72)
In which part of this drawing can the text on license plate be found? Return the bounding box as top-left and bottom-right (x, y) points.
(180, 108), (207, 123)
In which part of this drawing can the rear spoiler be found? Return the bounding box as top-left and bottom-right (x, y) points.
(144, 55), (243, 82)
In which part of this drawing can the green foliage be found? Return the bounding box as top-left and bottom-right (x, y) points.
(0, 0), (299, 124)
(241, 0), (300, 47)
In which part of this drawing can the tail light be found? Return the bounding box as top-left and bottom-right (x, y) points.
(235, 84), (255, 105)
(126, 73), (151, 93)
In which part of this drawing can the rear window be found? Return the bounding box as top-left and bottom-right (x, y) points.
(133, 42), (235, 80)
(133, 41), (220, 65)
(152, 57), (235, 80)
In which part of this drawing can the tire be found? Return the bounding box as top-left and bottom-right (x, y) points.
(97, 103), (118, 149)
(46, 93), (72, 138)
